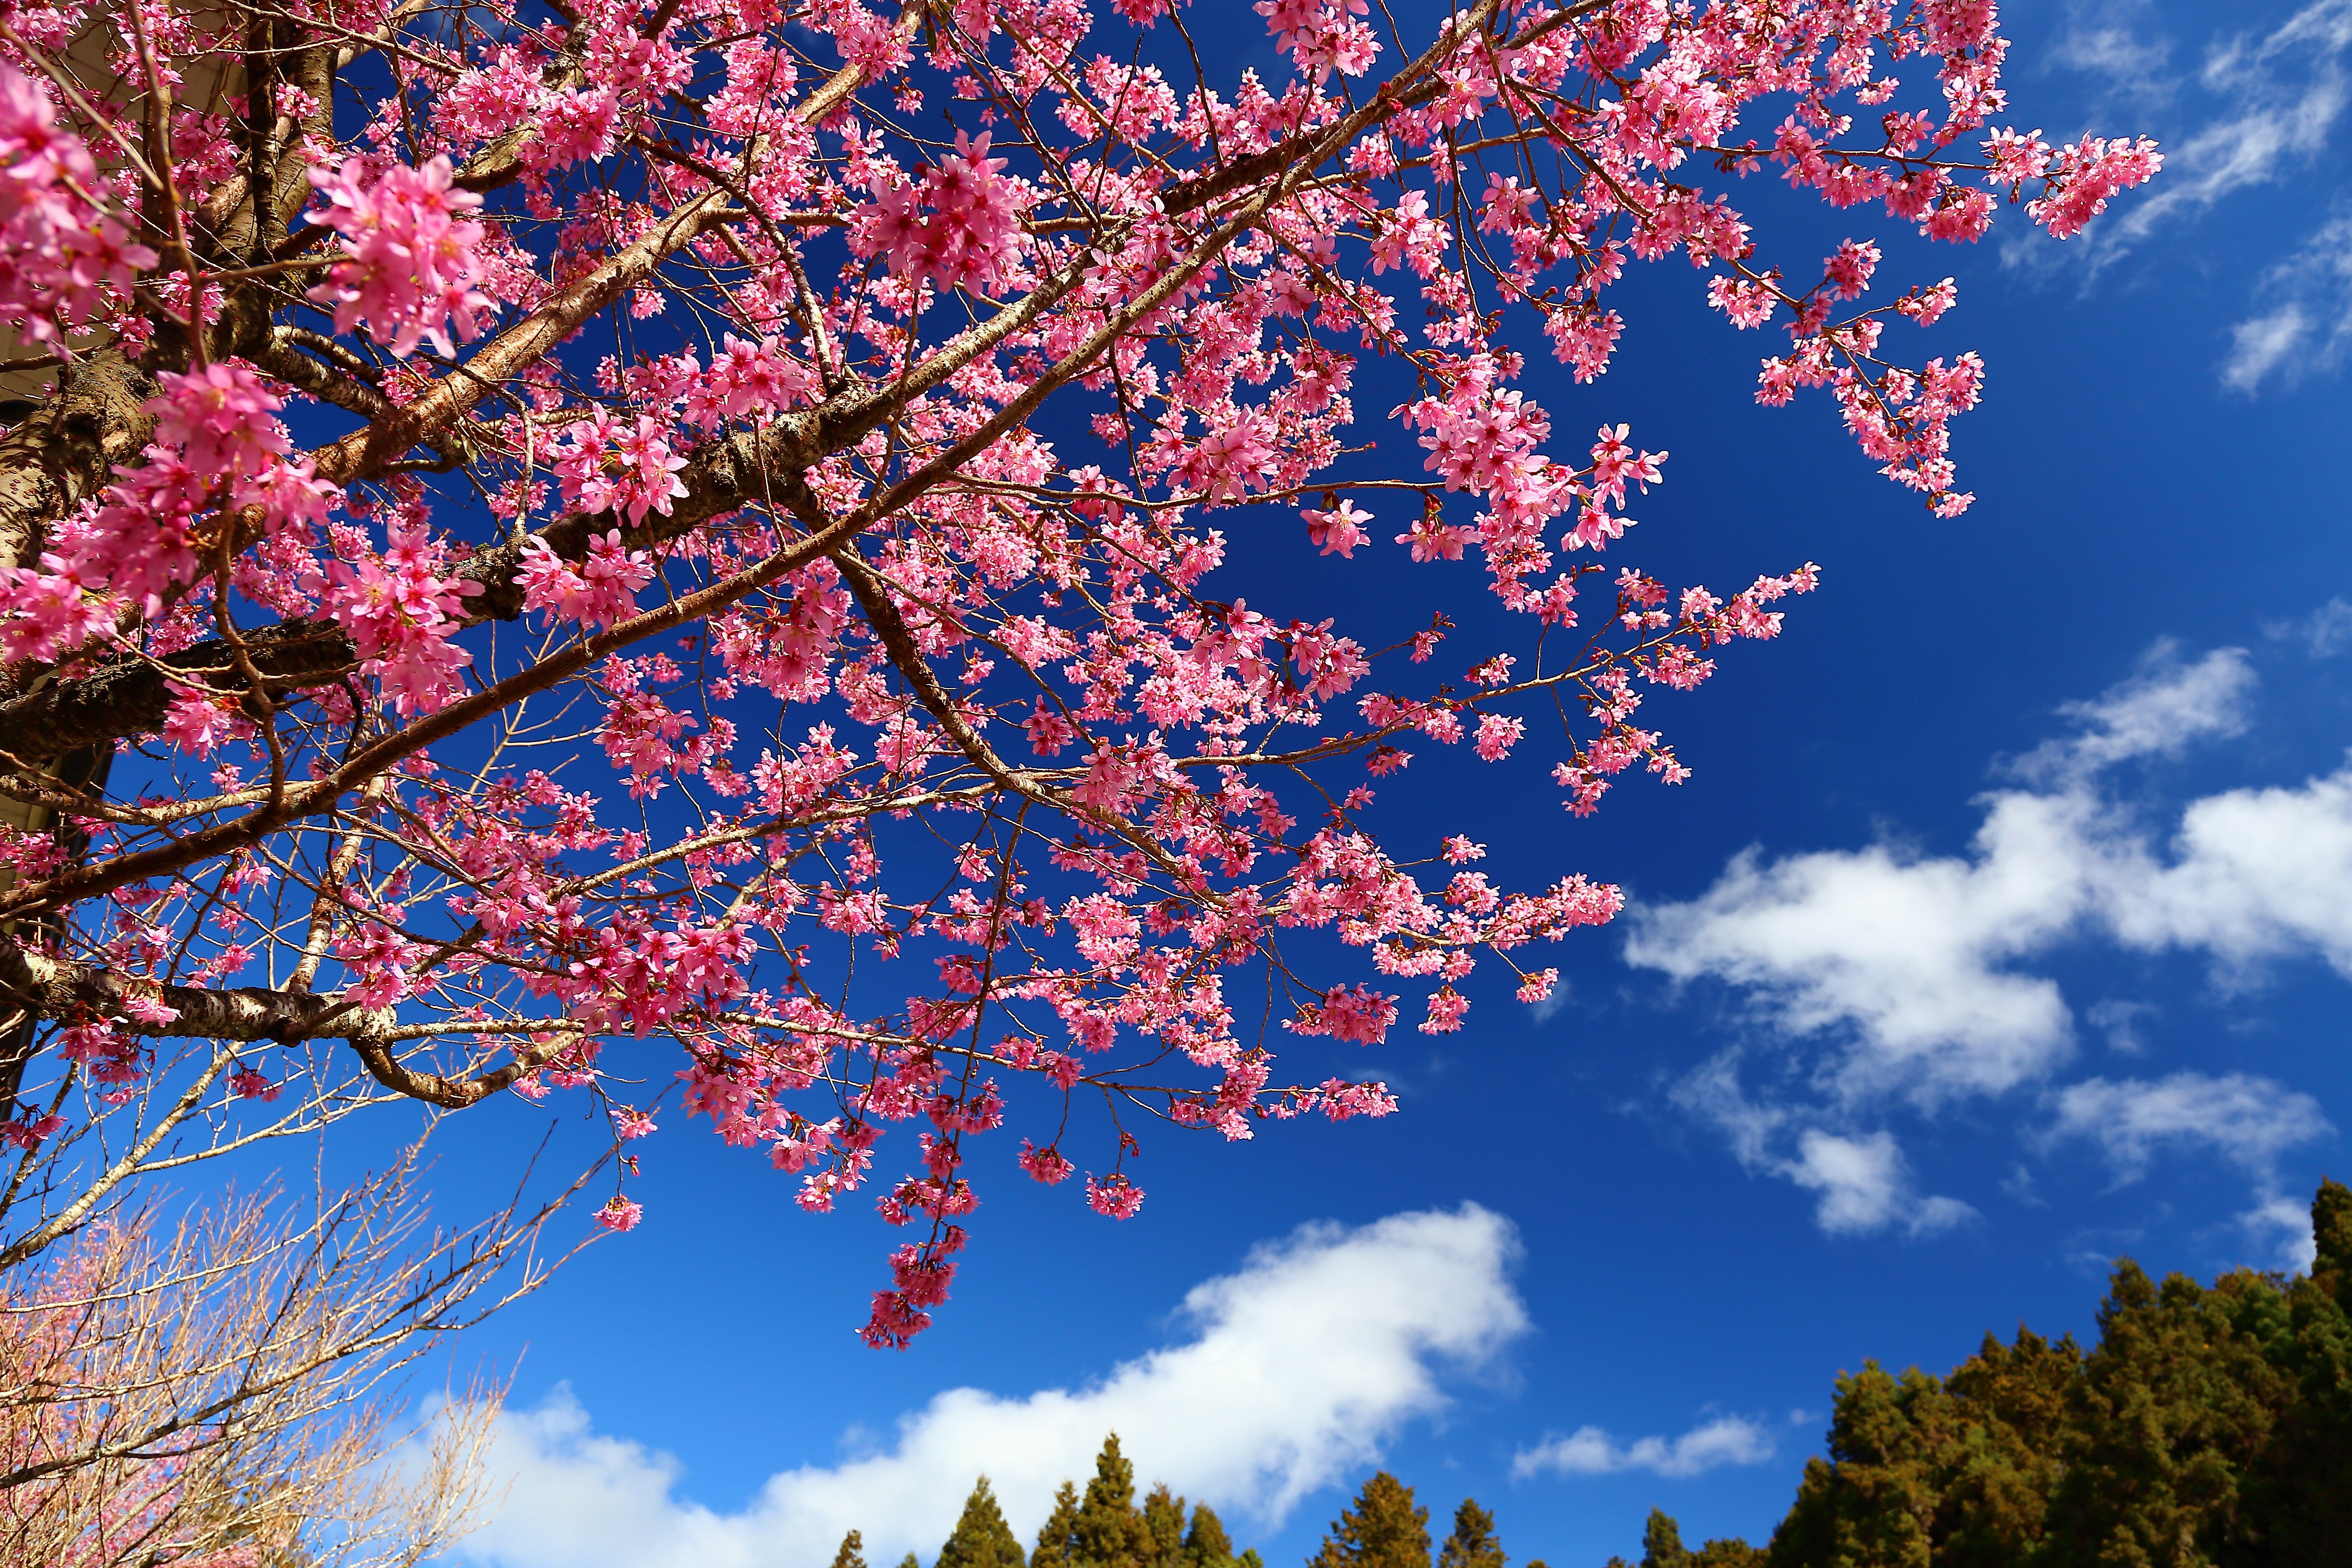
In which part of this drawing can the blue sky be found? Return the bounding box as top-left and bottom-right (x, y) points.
(408, 1), (2352, 1564)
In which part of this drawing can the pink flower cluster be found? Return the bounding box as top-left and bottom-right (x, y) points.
(321, 520), (483, 715)
(849, 132), (1024, 296)
(307, 154), (495, 357)
(0, 63), (155, 351)
(0, 362), (332, 667)
(518, 531), (656, 630)
(550, 413), (690, 525)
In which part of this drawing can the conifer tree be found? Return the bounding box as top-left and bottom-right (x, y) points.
(1076, 1434), (1153, 1568)
(1436, 1500), (1506, 1568)
(1641, 1512), (1685, 1568)
(2243, 1175), (2352, 1565)
(1185, 1503), (1236, 1568)
(1601, 1511), (1761, 1568)
(2030, 1257), (2291, 1567)
(1033, 1483), (1085, 1568)
(1310, 1473), (1430, 1568)
(1748, 1178), (2352, 1568)
(940, 1478), (1027, 1568)
(1143, 1483), (1190, 1568)
(832, 1533), (870, 1568)
(1037, 1435), (1153, 1568)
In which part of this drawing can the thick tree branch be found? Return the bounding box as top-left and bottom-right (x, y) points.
(0, 938), (556, 1111)
(0, 620), (356, 762)
(0, 941), (390, 1045)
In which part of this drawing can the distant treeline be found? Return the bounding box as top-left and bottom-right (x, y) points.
(1629, 1175), (2352, 1568)
(842, 1178), (2352, 1568)
(823, 1437), (1263, 1568)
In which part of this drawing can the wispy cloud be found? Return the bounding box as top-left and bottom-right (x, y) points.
(2084, 0), (2352, 261)
(1669, 1059), (1976, 1237)
(2018, 0), (2351, 299)
(2050, 0), (2177, 106)
(1512, 1415), (1775, 1481)
(2223, 212), (2352, 392)
(1787, 1130), (1977, 1237)
(2047, 1071), (2332, 1181)
(2013, 641), (2256, 782)
(444, 1207), (1528, 1568)
(2264, 594), (2352, 656)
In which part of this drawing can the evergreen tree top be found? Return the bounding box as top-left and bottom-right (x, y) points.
(1435, 1499), (1505, 1568)
(1184, 1502), (1235, 1567)
(940, 1476), (1027, 1568)
(1310, 1472), (1431, 1568)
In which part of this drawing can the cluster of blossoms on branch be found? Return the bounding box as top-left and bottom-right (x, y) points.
(0, 0), (2152, 1346)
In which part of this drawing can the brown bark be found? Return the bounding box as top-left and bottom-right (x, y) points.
(0, 349), (158, 577)
(0, 939), (392, 1044)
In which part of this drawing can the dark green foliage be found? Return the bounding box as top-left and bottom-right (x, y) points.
(1764, 1327), (2080, 1568)
(940, 1478), (1027, 1568)
(1310, 1472), (1431, 1568)
(1436, 1500), (1506, 1568)
(1035, 1435), (1155, 1568)
(1685, 1543), (1765, 1568)
(1749, 1178), (2352, 1568)
(1604, 1510), (1762, 1568)
(833, 1532), (870, 1568)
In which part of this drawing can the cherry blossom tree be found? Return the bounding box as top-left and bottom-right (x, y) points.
(0, 0), (2157, 1347)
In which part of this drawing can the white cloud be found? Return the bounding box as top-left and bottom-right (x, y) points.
(1512, 1415), (1775, 1480)
(2265, 595), (2352, 656)
(1627, 648), (2264, 1109)
(449, 1207), (1527, 1568)
(1788, 1130), (1976, 1237)
(1627, 806), (2089, 1103)
(1628, 646), (2352, 1083)
(1629, 643), (2345, 1232)
(2048, 1072), (2333, 1181)
(2222, 213), (2352, 392)
(2111, 764), (2352, 977)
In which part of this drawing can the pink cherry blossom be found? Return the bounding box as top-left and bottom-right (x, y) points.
(307, 153), (495, 357)
(0, 0), (2161, 1351)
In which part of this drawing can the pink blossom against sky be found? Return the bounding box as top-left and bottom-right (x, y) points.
(375, 1), (2352, 1561)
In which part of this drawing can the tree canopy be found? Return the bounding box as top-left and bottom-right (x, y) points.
(1626, 1178), (2352, 1568)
